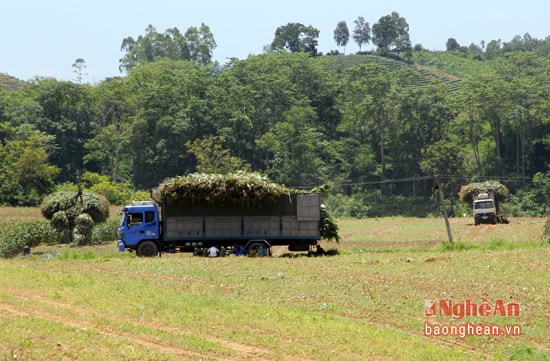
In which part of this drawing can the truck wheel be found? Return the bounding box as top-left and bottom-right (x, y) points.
(137, 241), (158, 257)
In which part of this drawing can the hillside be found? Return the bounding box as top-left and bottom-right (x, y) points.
(2, 52), (477, 93)
(0, 73), (24, 91)
(317, 53), (467, 93)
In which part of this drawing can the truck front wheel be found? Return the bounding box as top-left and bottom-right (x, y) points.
(137, 241), (158, 257)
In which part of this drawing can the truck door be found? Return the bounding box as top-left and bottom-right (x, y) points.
(125, 210), (158, 245)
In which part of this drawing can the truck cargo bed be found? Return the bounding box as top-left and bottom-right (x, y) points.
(163, 193), (320, 243)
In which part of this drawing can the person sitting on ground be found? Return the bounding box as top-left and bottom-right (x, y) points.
(257, 246), (265, 257)
(317, 244), (325, 255)
(233, 244), (246, 256)
(208, 245), (219, 257)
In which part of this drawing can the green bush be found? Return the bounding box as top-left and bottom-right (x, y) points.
(92, 219), (120, 244)
(325, 193), (370, 219)
(0, 221), (56, 258)
(0, 218), (119, 258)
(502, 189), (549, 217)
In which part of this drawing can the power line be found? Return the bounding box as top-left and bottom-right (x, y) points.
(296, 174), (535, 189)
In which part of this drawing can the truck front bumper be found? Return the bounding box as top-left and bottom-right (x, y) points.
(475, 213), (497, 225)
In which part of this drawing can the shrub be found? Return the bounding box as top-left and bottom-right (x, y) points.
(320, 207), (340, 242)
(93, 219), (120, 244)
(0, 221), (56, 258)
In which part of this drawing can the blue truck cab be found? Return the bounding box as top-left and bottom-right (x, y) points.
(118, 201), (161, 256)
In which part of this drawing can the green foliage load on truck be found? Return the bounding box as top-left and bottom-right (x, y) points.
(157, 171), (292, 207)
(458, 180), (509, 204)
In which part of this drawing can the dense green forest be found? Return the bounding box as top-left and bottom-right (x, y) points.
(1, 14), (549, 217)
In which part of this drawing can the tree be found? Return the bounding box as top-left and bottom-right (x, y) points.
(420, 140), (465, 211)
(337, 64), (396, 181)
(502, 33), (541, 54)
(372, 12), (411, 55)
(84, 77), (134, 183)
(184, 24), (217, 64)
(396, 82), (455, 173)
(258, 105), (326, 186)
(72, 58), (87, 84)
(334, 21), (350, 53)
(186, 135), (250, 174)
(495, 52), (550, 181)
(0, 135), (60, 206)
(485, 39), (502, 59)
(446, 38), (461, 52)
(271, 23), (320, 55)
(455, 86), (485, 174)
(119, 24), (217, 73)
(468, 43), (483, 59)
(14, 78), (97, 183)
(80, 171), (135, 205)
(125, 59), (216, 189)
(463, 75), (509, 177)
(211, 52), (338, 175)
(352, 16), (371, 52)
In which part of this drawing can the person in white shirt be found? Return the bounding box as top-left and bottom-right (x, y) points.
(208, 246), (219, 257)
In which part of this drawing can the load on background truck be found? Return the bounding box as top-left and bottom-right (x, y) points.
(118, 192), (323, 257)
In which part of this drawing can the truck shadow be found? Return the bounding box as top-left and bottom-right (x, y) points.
(279, 248), (339, 258)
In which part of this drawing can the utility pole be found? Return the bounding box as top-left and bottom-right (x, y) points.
(435, 175), (453, 243)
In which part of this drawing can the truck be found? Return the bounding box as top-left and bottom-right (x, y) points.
(118, 192), (323, 257)
(473, 192), (497, 225)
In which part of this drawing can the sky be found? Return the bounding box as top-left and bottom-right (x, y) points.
(1, 0), (548, 83)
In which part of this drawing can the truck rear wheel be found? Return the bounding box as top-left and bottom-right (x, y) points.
(137, 241), (158, 257)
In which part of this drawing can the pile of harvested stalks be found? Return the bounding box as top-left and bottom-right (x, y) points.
(40, 191), (109, 223)
(157, 171), (291, 207)
(458, 180), (509, 204)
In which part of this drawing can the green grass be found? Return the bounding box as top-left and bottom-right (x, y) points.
(0, 213), (548, 360)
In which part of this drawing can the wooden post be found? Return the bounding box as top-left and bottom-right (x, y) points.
(435, 175), (453, 243)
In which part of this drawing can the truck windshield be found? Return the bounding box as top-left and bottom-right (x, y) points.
(475, 201), (494, 209)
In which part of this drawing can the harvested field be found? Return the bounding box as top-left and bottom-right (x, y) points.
(0, 207), (548, 360)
